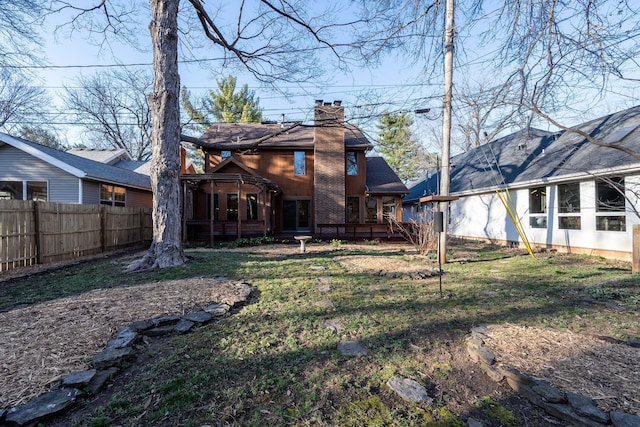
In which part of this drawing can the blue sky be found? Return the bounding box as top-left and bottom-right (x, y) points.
(28, 1), (640, 153)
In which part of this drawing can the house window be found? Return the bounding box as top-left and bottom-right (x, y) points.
(205, 193), (219, 220)
(346, 152), (358, 176)
(596, 178), (625, 212)
(596, 177), (626, 231)
(246, 193), (259, 220)
(221, 150), (231, 161)
(529, 186), (547, 228)
(529, 186), (546, 213)
(559, 216), (581, 230)
(365, 197), (378, 223)
(558, 183), (580, 229)
(0, 181), (48, 201)
(27, 181), (48, 201)
(382, 197), (396, 221)
(0, 181), (22, 200)
(558, 183), (580, 213)
(226, 193), (238, 220)
(346, 196), (360, 223)
(294, 151), (306, 175)
(100, 184), (126, 206)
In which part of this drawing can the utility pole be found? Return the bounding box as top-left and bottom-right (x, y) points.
(440, 0), (454, 265)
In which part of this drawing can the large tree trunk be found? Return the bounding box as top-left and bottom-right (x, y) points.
(129, 0), (187, 270)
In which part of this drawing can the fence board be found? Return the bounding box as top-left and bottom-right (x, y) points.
(0, 200), (37, 271)
(0, 201), (152, 272)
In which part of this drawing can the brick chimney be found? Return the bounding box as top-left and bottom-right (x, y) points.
(314, 100), (345, 230)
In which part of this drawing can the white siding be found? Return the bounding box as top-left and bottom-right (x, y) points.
(0, 145), (80, 203)
(449, 178), (639, 260)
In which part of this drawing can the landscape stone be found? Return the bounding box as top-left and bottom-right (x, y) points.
(309, 265), (326, 271)
(610, 411), (640, 427)
(142, 325), (176, 336)
(203, 303), (230, 316)
(337, 340), (367, 356)
(467, 345), (495, 365)
(175, 319), (195, 334)
(107, 327), (138, 349)
(317, 276), (332, 283)
(387, 376), (433, 402)
(567, 392), (609, 424)
(5, 388), (80, 426)
(627, 339), (640, 348)
(88, 367), (118, 395)
(317, 284), (332, 293)
(152, 315), (181, 327)
(315, 299), (335, 309)
(93, 346), (134, 369)
(127, 319), (155, 332)
(62, 369), (97, 388)
(531, 379), (565, 403)
(322, 319), (344, 331)
(183, 311), (213, 323)
(540, 402), (607, 427)
(467, 417), (484, 427)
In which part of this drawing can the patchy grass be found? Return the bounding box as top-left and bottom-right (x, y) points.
(3, 241), (639, 426)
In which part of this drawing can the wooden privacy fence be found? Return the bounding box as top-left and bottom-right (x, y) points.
(0, 200), (152, 272)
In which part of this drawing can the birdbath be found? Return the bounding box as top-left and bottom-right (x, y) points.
(294, 235), (312, 253)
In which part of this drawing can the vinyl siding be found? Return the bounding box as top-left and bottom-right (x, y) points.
(0, 145), (80, 203)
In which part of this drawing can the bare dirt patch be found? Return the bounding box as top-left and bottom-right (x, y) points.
(482, 324), (640, 416)
(0, 277), (249, 409)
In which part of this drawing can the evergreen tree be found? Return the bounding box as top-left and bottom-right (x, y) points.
(181, 75), (262, 130)
(376, 111), (431, 183)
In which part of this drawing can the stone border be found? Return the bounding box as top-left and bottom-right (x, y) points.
(466, 325), (640, 427)
(0, 285), (252, 427)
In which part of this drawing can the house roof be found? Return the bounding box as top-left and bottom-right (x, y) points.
(198, 122), (373, 150)
(0, 133), (151, 190)
(365, 157), (409, 195)
(67, 148), (132, 164)
(405, 105), (640, 201)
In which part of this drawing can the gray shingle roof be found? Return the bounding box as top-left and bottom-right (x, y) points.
(404, 105), (640, 202)
(366, 157), (409, 194)
(0, 133), (151, 190)
(199, 122), (373, 149)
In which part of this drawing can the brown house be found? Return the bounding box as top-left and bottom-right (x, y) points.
(181, 100), (408, 243)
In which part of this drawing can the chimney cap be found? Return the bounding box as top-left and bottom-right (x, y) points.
(315, 99), (323, 106)
(333, 100), (342, 106)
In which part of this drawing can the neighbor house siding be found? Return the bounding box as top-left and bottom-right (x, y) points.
(449, 180), (640, 261)
(0, 145), (80, 203)
(82, 181), (100, 205)
(126, 188), (153, 208)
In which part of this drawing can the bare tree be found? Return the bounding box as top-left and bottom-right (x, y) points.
(64, 69), (153, 161)
(0, 0), (44, 68)
(0, 70), (49, 133)
(454, 80), (530, 150)
(49, 1), (378, 270)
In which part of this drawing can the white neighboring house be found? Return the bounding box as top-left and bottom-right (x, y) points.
(0, 134), (152, 207)
(403, 105), (640, 261)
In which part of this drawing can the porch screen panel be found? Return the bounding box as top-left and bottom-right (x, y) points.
(246, 194), (258, 220)
(227, 193), (239, 220)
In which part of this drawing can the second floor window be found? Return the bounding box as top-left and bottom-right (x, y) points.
(294, 151), (306, 175)
(346, 152), (358, 175)
(221, 150), (231, 161)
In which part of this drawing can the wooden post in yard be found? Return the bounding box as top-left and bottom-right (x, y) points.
(633, 224), (640, 274)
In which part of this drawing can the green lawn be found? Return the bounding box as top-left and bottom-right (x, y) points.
(2, 241), (638, 426)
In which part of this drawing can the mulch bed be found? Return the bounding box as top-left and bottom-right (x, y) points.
(482, 324), (640, 416)
(0, 277), (247, 408)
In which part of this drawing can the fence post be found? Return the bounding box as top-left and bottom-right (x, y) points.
(34, 201), (42, 266)
(100, 205), (107, 253)
(633, 224), (640, 274)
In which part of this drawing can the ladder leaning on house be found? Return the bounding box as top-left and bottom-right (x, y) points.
(474, 142), (535, 258)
